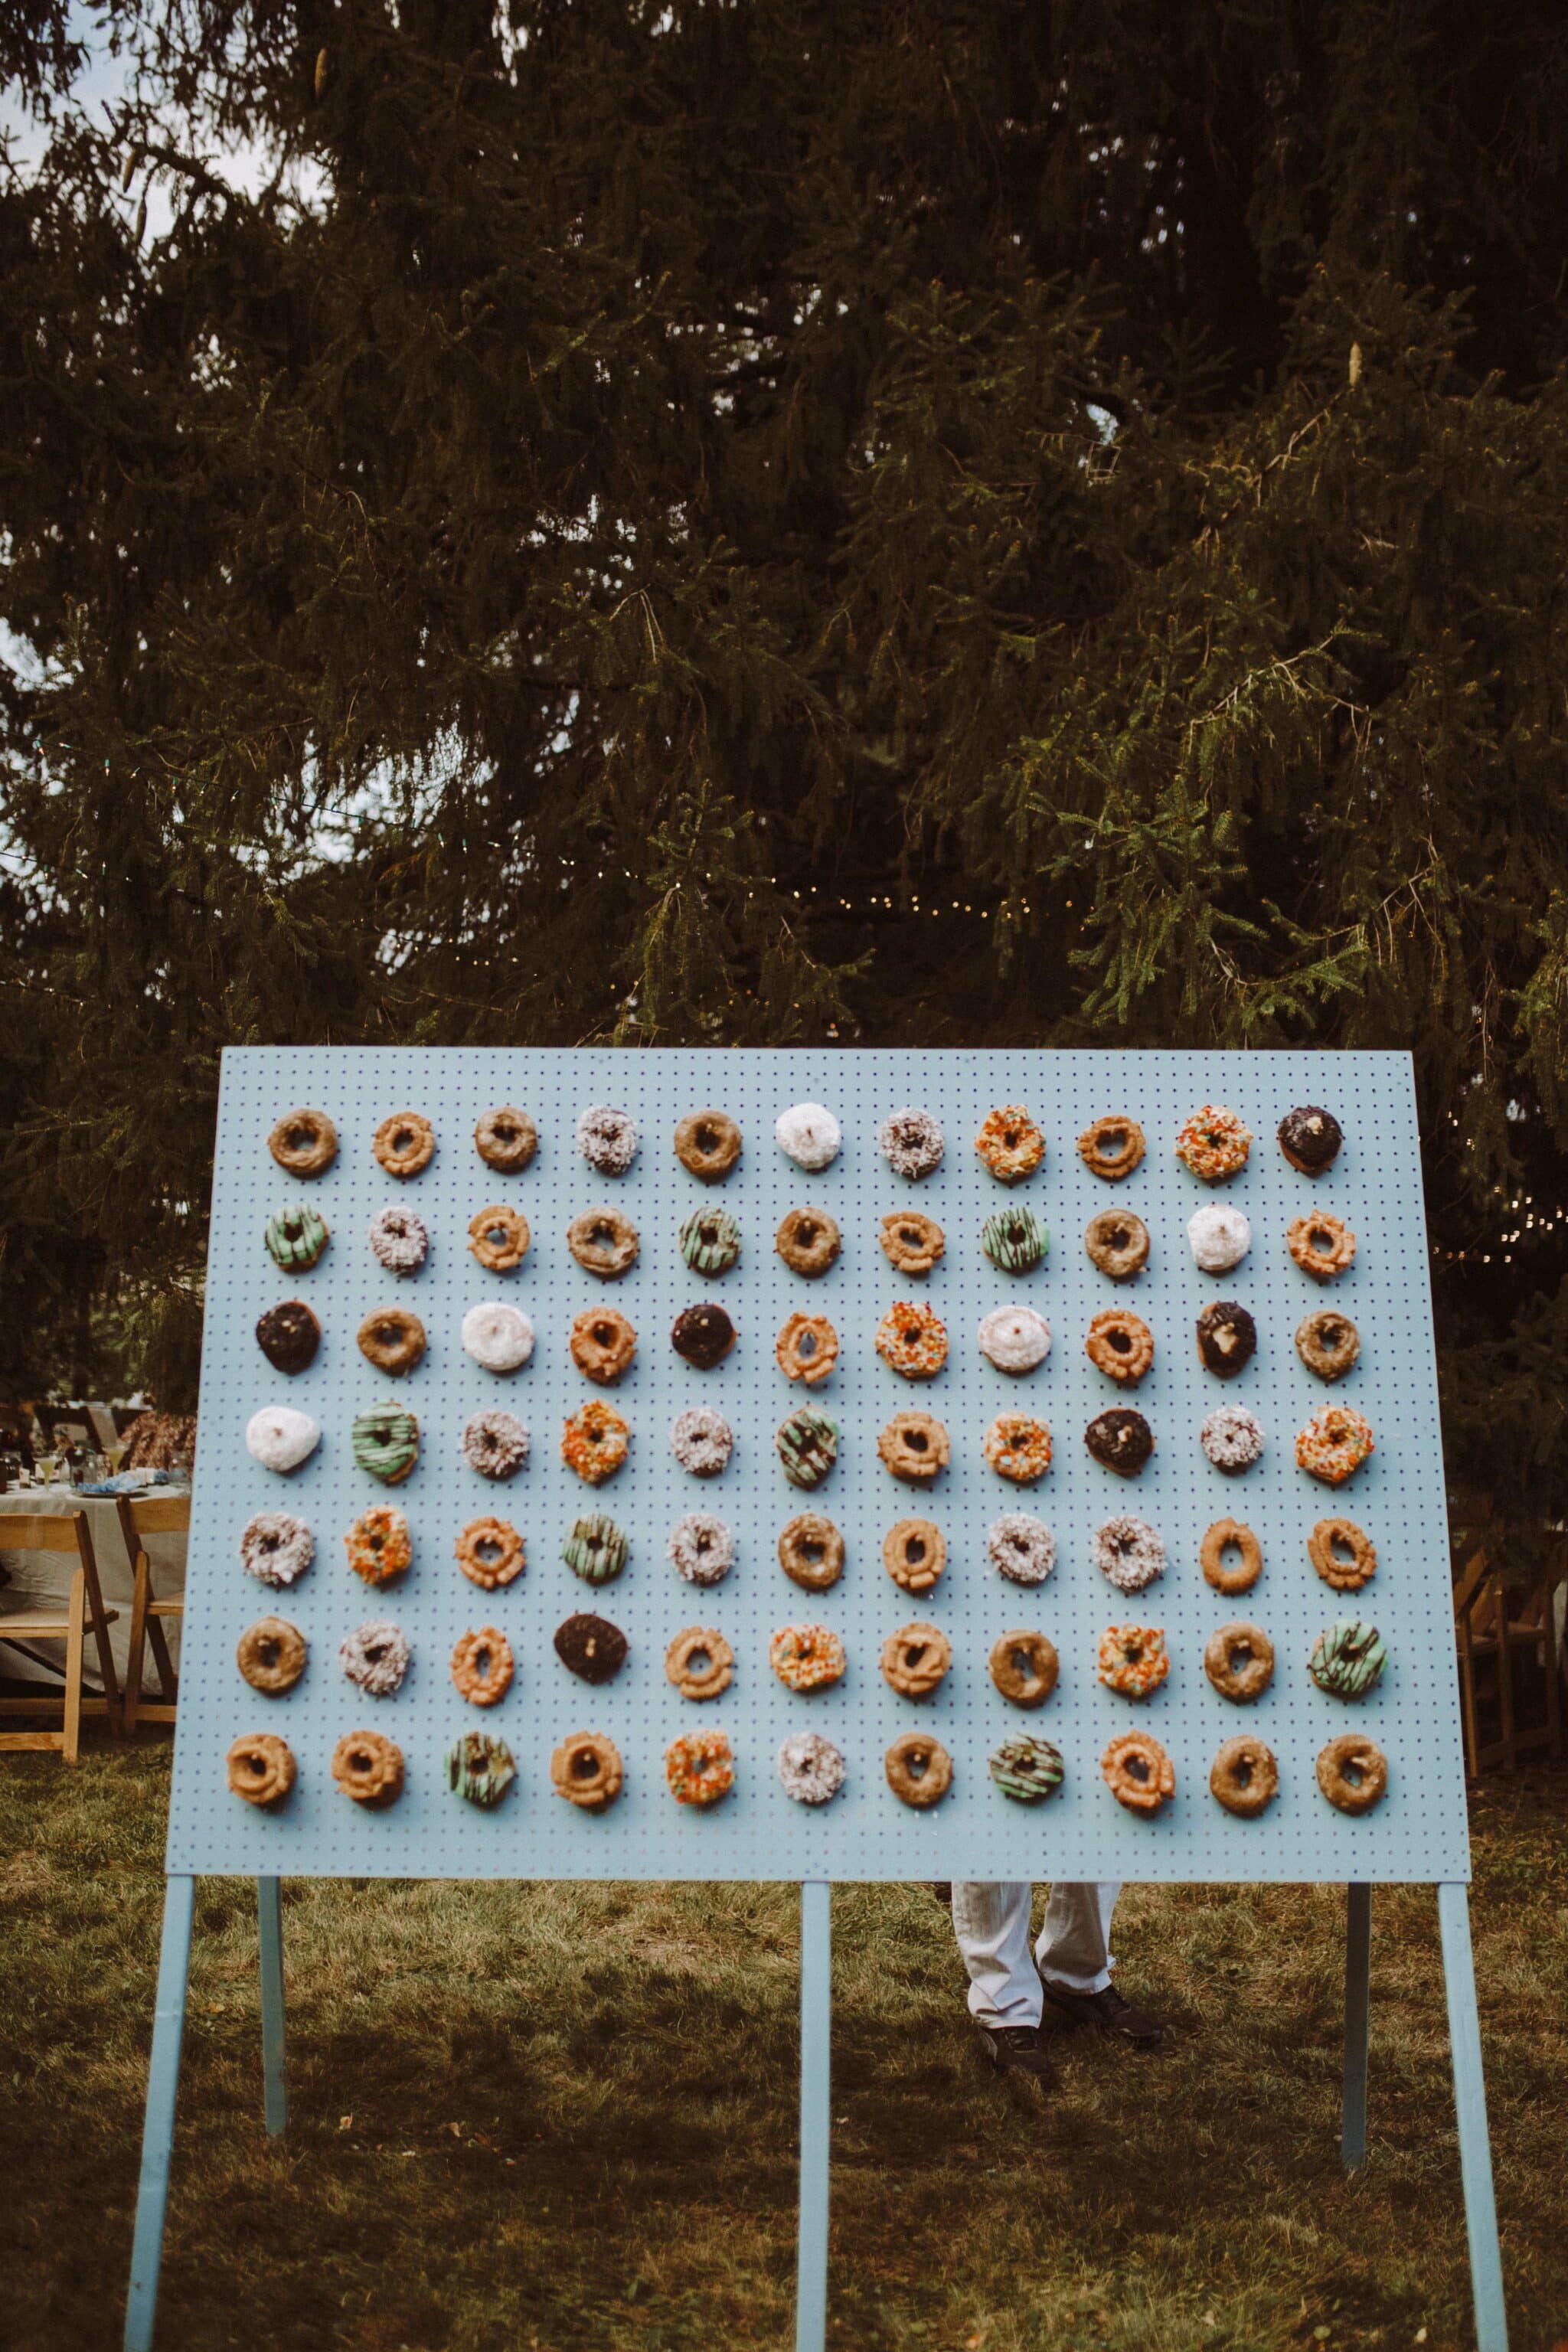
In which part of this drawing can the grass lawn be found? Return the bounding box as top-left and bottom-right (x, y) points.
(2, 1738), (1566, 2352)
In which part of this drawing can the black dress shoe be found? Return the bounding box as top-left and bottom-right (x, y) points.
(1038, 1979), (1165, 2047)
(974, 2021), (1059, 2090)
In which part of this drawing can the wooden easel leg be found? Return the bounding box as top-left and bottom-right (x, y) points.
(1341, 1883), (1372, 2170)
(124, 1874), (195, 2352)
(257, 1877), (288, 2136)
(1436, 1883), (1510, 2351)
(795, 1880), (831, 2352)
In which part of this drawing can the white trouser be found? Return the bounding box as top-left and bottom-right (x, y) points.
(952, 1881), (1121, 2028)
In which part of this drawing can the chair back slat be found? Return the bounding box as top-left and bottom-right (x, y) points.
(122, 1494), (191, 1537)
(0, 1511), (92, 1556)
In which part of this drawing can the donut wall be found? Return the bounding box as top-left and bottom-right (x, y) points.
(165, 1048), (1468, 1882)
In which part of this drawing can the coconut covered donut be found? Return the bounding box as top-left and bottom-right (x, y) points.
(988, 1511), (1056, 1586)
(462, 1408), (530, 1480)
(777, 1732), (844, 1805)
(368, 1206), (429, 1275)
(668, 1512), (734, 1586)
(776, 1102), (841, 1171)
(670, 1406), (733, 1477)
(240, 1511), (315, 1588)
(1201, 1406), (1265, 1472)
(1093, 1514), (1165, 1594)
(878, 1106), (945, 1179)
(339, 1619), (411, 1697)
(576, 1105), (638, 1175)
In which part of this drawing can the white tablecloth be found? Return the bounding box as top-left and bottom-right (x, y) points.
(0, 1488), (187, 1693)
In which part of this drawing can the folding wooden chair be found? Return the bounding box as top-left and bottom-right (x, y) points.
(0, 1510), (122, 1759)
(116, 1491), (188, 1731)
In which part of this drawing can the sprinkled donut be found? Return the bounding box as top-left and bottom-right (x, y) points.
(1174, 1104), (1251, 1182)
(1210, 1736), (1278, 1817)
(267, 1109), (337, 1179)
(880, 1621), (951, 1697)
(778, 1732), (844, 1805)
(1102, 1731), (1174, 1813)
(227, 1733), (296, 1807)
(1287, 1212), (1357, 1281)
(453, 1515), (524, 1590)
(984, 1415), (1052, 1483)
(665, 1625), (733, 1699)
(560, 1399), (629, 1484)
(988, 1629), (1058, 1707)
(552, 1730), (623, 1810)
(344, 1506), (411, 1586)
(351, 1403), (419, 1484)
(368, 1206), (427, 1276)
(877, 1410), (949, 1483)
(462, 1408), (529, 1480)
(246, 1405), (320, 1475)
(988, 1511), (1056, 1586)
(1086, 1408), (1154, 1475)
(674, 1109), (742, 1182)
(567, 1207), (639, 1279)
(373, 1112), (434, 1179)
(1204, 1621), (1274, 1702)
(1086, 1309), (1154, 1384)
(449, 1624), (514, 1705)
(1195, 1301), (1256, 1379)
(1201, 1405), (1265, 1472)
(1076, 1115), (1145, 1181)
(554, 1612), (629, 1684)
(563, 1512), (628, 1583)
(770, 1623), (846, 1693)
(775, 1207), (841, 1277)
(1093, 1514), (1165, 1594)
(1200, 1518), (1263, 1594)
(338, 1619), (410, 1697)
(568, 1306), (634, 1383)
(332, 1729), (403, 1805)
(981, 1205), (1050, 1273)
(673, 1303), (737, 1370)
(1296, 1308), (1361, 1381)
(1308, 1517), (1376, 1592)
(266, 1204), (329, 1272)
(778, 1513), (844, 1592)
(256, 1302), (320, 1375)
(1278, 1106), (1342, 1174)
(1296, 1403), (1374, 1485)
(357, 1305), (426, 1376)
(668, 1511), (733, 1586)
(776, 1407), (838, 1488)
(974, 1104), (1044, 1184)
(1084, 1210), (1150, 1281)
(877, 1301), (948, 1379)
(576, 1105), (638, 1175)
(462, 1302), (535, 1373)
(989, 1735), (1065, 1802)
(468, 1204), (531, 1272)
(670, 1406), (733, 1477)
(882, 1518), (946, 1595)
(1187, 1204), (1250, 1273)
(1308, 1620), (1387, 1700)
(1098, 1624), (1170, 1697)
(975, 1305), (1049, 1374)
(665, 1729), (734, 1806)
(474, 1105), (537, 1171)
(884, 1732), (952, 1807)
(878, 1106), (945, 1179)
(878, 1211), (945, 1276)
(776, 1312), (838, 1385)
(240, 1511), (315, 1588)
(236, 1616), (307, 1695)
(1316, 1733), (1387, 1814)
(775, 1102), (841, 1171)
(679, 1205), (740, 1276)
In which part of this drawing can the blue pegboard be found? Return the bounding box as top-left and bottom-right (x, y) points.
(164, 1048), (1468, 1882)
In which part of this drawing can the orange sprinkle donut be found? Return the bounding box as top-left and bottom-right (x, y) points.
(984, 1414), (1053, 1482)
(1097, 1624), (1170, 1698)
(560, 1400), (629, 1485)
(343, 1506), (412, 1587)
(974, 1104), (1045, 1183)
(454, 1515), (525, 1589)
(769, 1623), (846, 1693)
(875, 1301), (948, 1380)
(665, 1728), (734, 1807)
(1296, 1405), (1375, 1485)
(1174, 1105), (1252, 1183)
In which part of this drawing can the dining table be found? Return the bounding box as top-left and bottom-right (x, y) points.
(0, 1485), (188, 1695)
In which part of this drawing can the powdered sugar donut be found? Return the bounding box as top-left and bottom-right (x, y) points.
(878, 1107), (944, 1179)
(988, 1512), (1057, 1585)
(461, 1302), (534, 1373)
(461, 1410), (529, 1478)
(239, 1511), (314, 1587)
(977, 1305), (1051, 1374)
(776, 1102), (841, 1171)
(1201, 1405), (1265, 1472)
(246, 1406), (320, 1474)
(668, 1512), (734, 1586)
(670, 1406), (733, 1477)
(1187, 1204), (1251, 1274)
(1093, 1514), (1166, 1594)
(576, 1105), (639, 1175)
(338, 1619), (410, 1697)
(368, 1206), (429, 1275)
(778, 1731), (845, 1805)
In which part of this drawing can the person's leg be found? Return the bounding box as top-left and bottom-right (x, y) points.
(1035, 1880), (1120, 1994)
(951, 1882), (1043, 2028)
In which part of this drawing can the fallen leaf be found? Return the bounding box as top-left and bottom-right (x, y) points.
(338, 2114), (353, 2131)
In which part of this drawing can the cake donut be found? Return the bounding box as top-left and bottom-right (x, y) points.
(567, 1207), (639, 1279)
(368, 1205), (428, 1275)
(1287, 1213), (1357, 1280)
(880, 1622), (951, 1697)
(246, 1406), (320, 1475)
(679, 1206), (740, 1276)
(1296, 1309), (1360, 1381)
(331, 1729), (403, 1805)
(1210, 1736), (1278, 1817)
(357, 1306), (426, 1376)
(462, 1302), (535, 1372)
(340, 1619), (411, 1697)
(1296, 1404), (1374, 1485)
(1093, 1514), (1165, 1593)
(664, 1625), (733, 1698)
(770, 1623), (846, 1693)
(882, 1519), (945, 1594)
(551, 1730), (623, 1810)
(1204, 1622), (1274, 1701)
(981, 1206), (1050, 1274)
(664, 1729), (734, 1806)
(227, 1733), (296, 1807)
(877, 1301), (949, 1379)
(1316, 1733), (1387, 1813)
(776, 1407), (838, 1488)
(1086, 1309), (1154, 1384)
(884, 1733), (952, 1807)
(1308, 1518), (1376, 1591)
(453, 1515), (525, 1590)
(775, 1102), (840, 1171)
(1187, 1204), (1250, 1273)
(1308, 1620), (1387, 1699)
(267, 1109), (337, 1178)
(1200, 1518), (1263, 1594)
(1200, 1406), (1264, 1472)
(777, 1514), (844, 1592)
(554, 1612), (628, 1684)
(256, 1302), (320, 1375)
(878, 1107), (944, 1179)
(673, 1303), (737, 1369)
(776, 1312), (838, 1384)
(878, 1212), (945, 1275)
(560, 1400), (629, 1484)
(265, 1204), (329, 1271)
(448, 1734), (516, 1808)
(236, 1616), (306, 1694)
(775, 1207), (841, 1277)
(988, 1512), (1056, 1585)
(668, 1512), (733, 1586)
(1076, 1116), (1145, 1181)
(563, 1513), (628, 1583)
(576, 1106), (638, 1175)
(240, 1511), (315, 1588)
(343, 1505), (411, 1586)
(989, 1735), (1065, 1802)
(462, 1408), (529, 1479)
(350, 1404), (419, 1483)
(1101, 1732), (1174, 1813)
(778, 1733), (844, 1805)
(1097, 1625), (1170, 1697)
(975, 1305), (1049, 1374)
(674, 1109), (741, 1182)
(1084, 1210), (1150, 1280)
(983, 1415), (1052, 1482)
(449, 1625), (513, 1705)
(988, 1629), (1058, 1707)
(569, 1307), (635, 1383)
(474, 1106), (537, 1171)
(1086, 1408), (1153, 1475)
(1279, 1106), (1342, 1174)
(1195, 1301), (1256, 1378)
(468, 1205), (530, 1272)
(372, 1112), (434, 1178)
(1174, 1105), (1251, 1182)
(670, 1406), (733, 1476)
(974, 1105), (1044, 1183)
(877, 1411), (949, 1482)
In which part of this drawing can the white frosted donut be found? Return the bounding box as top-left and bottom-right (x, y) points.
(1093, 1514), (1166, 1593)
(338, 1619), (410, 1697)
(239, 1511), (315, 1586)
(777, 1731), (845, 1805)
(988, 1512), (1057, 1585)
(775, 1102), (841, 1171)
(576, 1105), (639, 1174)
(245, 1405), (320, 1474)
(1187, 1204), (1251, 1273)
(368, 1205), (429, 1274)
(670, 1407), (733, 1477)
(668, 1512), (734, 1586)
(1201, 1405), (1265, 1471)
(461, 1302), (534, 1372)
(878, 1107), (944, 1179)
(977, 1305), (1051, 1374)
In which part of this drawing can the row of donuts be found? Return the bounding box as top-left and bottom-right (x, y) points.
(261, 1200), (1357, 1285)
(265, 1101), (1344, 1185)
(224, 1720), (1386, 1818)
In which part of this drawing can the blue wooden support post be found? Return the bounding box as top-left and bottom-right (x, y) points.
(1436, 1883), (1509, 2352)
(257, 1877), (288, 2137)
(1341, 1883), (1372, 2171)
(795, 1880), (831, 2352)
(123, 1874), (195, 2352)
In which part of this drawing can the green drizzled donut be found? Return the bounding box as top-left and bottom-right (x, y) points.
(265, 1204), (329, 1272)
(776, 1407), (838, 1490)
(563, 1513), (629, 1584)
(680, 1206), (740, 1276)
(351, 1403), (420, 1485)
(988, 1735), (1065, 1802)
(447, 1733), (515, 1808)
(1308, 1621), (1387, 1700)
(981, 1206), (1050, 1274)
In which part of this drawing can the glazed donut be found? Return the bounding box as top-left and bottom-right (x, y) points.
(227, 1733), (296, 1806)
(1093, 1514), (1165, 1594)
(672, 1303), (737, 1369)
(1086, 1408), (1154, 1476)
(674, 1109), (741, 1182)
(351, 1403), (419, 1484)
(567, 1207), (639, 1279)
(560, 1399), (629, 1484)
(265, 1204), (329, 1272)
(1296, 1309), (1361, 1381)
(876, 1302), (948, 1379)
(1287, 1212), (1357, 1280)
(777, 1513), (844, 1592)
(450, 1625), (514, 1706)
(1076, 1115), (1145, 1181)
(1187, 1204), (1250, 1273)
(1086, 1309), (1153, 1384)
(576, 1106), (638, 1176)
(267, 1109), (337, 1178)
(664, 1728), (734, 1806)
(462, 1302), (535, 1372)
(246, 1405), (320, 1475)
(357, 1306), (426, 1376)
(1200, 1406), (1264, 1472)
(1084, 1210), (1150, 1281)
(563, 1513), (628, 1584)
(1308, 1517), (1377, 1592)
(1200, 1518), (1263, 1594)
(988, 1512), (1056, 1586)
(776, 1407), (838, 1489)
(775, 1207), (841, 1277)
(343, 1506), (412, 1587)
(1279, 1106), (1342, 1174)
(665, 1625), (734, 1699)
(877, 1411), (949, 1483)
(770, 1623), (846, 1693)
(679, 1206), (740, 1277)
(240, 1511), (314, 1588)
(778, 1732), (845, 1805)
(1316, 1733), (1387, 1814)
(1102, 1731), (1174, 1812)
(462, 1409), (529, 1480)
(553, 1611), (628, 1684)
(878, 1212), (945, 1275)
(331, 1729), (404, 1805)
(448, 1733), (516, 1808)
(989, 1735), (1065, 1802)
(884, 1732), (952, 1807)
(1210, 1735), (1278, 1817)
(984, 1415), (1052, 1483)
(880, 1620), (951, 1697)
(975, 1305), (1048, 1374)
(1204, 1622), (1274, 1702)
(1195, 1301), (1256, 1378)
(981, 1205), (1050, 1275)
(776, 1312), (838, 1385)
(988, 1629), (1058, 1707)
(1308, 1619), (1387, 1700)
(775, 1102), (840, 1171)
(879, 1106), (945, 1179)
(338, 1619), (410, 1697)
(552, 1730), (624, 1809)
(1296, 1404), (1374, 1485)
(974, 1105), (1044, 1183)
(468, 1205), (530, 1272)
(474, 1105), (537, 1171)
(453, 1515), (525, 1590)
(368, 1205), (428, 1275)
(668, 1511), (733, 1586)
(670, 1406), (733, 1477)
(1174, 1104), (1251, 1183)
(882, 1518), (946, 1594)
(1097, 1624), (1170, 1697)
(373, 1112), (434, 1178)
(237, 1616), (306, 1694)
(569, 1306), (635, 1384)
